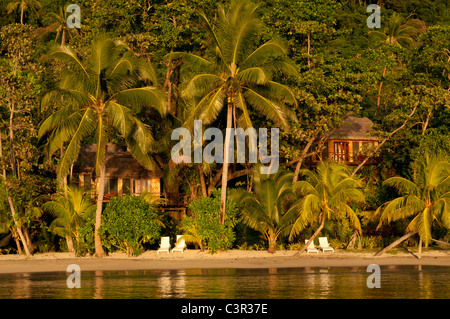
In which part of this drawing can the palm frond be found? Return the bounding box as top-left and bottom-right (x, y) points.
(57, 108), (96, 180)
(383, 176), (420, 195)
(49, 45), (88, 77)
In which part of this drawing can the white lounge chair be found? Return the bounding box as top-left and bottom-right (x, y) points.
(305, 239), (319, 253)
(157, 236), (171, 254)
(171, 235), (187, 254)
(319, 237), (334, 252)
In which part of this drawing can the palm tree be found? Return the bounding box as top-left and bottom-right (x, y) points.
(374, 154), (450, 256)
(368, 12), (418, 48)
(7, 0), (41, 25)
(369, 12), (424, 116)
(288, 161), (365, 255)
(38, 37), (166, 257)
(47, 4), (79, 46)
(171, 0), (297, 224)
(43, 186), (95, 253)
(231, 167), (297, 253)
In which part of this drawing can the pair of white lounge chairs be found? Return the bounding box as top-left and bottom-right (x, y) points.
(157, 235), (187, 254)
(305, 237), (334, 253)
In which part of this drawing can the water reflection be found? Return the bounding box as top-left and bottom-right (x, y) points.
(0, 265), (448, 299)
(157, 270), (186, 298)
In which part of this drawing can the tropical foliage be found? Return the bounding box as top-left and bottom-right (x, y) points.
(0, 0), (449, 255)
(100, 195), (163, 256)
(180, 189), (238, 253)
(38, 37), (166, 256)
(376, 154), (450, 251)
(231, 168), (297, 253)
(42, 185), (95, 254)
(288, 162), (365, 254)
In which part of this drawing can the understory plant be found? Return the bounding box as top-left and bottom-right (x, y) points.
(181, 189), (238, 254)
(100, 195), (163, 256)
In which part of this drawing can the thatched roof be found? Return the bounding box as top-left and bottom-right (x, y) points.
(74, 144), (163, 179)
(327, 117), (378, 141)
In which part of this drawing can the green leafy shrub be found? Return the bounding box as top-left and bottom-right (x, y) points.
(100, 195), (162, 256)
(181, 189), (238, 254)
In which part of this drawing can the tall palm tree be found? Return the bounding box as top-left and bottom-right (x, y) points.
(171, 1), (298, 224)
(47, 4), (79, 46)
(231, 167), (297, 253)
(374, 154), (450, 256)
(43, 186), (95, 253)
(7, 0), (41, 25)
(38, 37), (166, 257)
(288, 161), (365, 255)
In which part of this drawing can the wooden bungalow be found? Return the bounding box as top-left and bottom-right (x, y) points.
(73, 144), (163, 200)
(311, 117), (379, 165)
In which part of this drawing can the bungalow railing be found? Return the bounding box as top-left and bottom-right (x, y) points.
(308, 153), (377, 164)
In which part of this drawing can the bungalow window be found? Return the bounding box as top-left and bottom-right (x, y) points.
(122, 178), (131, 194)
(353, 142), (360, 160)
(133, 179), (140, 194)
(334, 142), (349, 162)
(104, 178), (118, 194)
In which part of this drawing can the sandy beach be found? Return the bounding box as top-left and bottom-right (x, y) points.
(0, 249), (449, 274)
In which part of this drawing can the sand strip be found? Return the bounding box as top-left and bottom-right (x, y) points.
(0, 249), (448, 274)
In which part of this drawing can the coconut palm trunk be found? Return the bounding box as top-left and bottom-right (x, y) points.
(220, 95), (234, 225)
(94, 162), (107, 257)
(295, 213), (325, 256)
(374, 230), (418, 256)
(267, 230), (277, 254)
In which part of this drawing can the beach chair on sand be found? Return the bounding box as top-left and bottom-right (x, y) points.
(319, 237), (334, 252)
(157, 236), (171, 254)
(305, 239), (319, 253)
(171, 235), (187, 254)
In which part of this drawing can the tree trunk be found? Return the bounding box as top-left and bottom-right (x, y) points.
(418, 236), (422, 259)
(61, 28), (66, 46)
(219, 96), (234, 225)
(295, 214), (325, 256)
(0, 131), (31, 257)
(23, 227), (33, 254)
(20, 6), (24, 25)
(376, 64), (387, 117)
(66, 235), (75, 253)
(374, 230), (418, 256)
(94, 163), (107, 257)
(12, 232), (23, 255)
(267, 231), (277, 254)
(198, 165), (207, 198)
(307, 32), (311, 70)
(293, 136), (315, 183)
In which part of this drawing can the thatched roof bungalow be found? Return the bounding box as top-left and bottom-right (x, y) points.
(314, 116), (379, 164)
(73, 144), (163, 199)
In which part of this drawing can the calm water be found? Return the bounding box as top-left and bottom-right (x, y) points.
(0, 265), (448, 299)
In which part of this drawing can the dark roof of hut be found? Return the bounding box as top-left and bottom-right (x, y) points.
(73, 144), (164, 179)
(327, 117), (378, 141)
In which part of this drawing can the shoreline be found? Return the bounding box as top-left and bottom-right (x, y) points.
(0, 249), (449, 274)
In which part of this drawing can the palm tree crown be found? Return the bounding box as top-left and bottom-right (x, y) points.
(377, 154), (450, 246)
(176, 0), (297, 129)
(289, 161), (365, 252)
(39, 37), (166, 181)
(231, 167), (297, 253)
